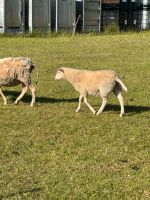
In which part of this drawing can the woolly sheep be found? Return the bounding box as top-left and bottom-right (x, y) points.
(0, 57), (38, 106)
(55, 67), (127, 117)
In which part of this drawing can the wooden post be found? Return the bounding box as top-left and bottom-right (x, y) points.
(72, 15), (81, 37)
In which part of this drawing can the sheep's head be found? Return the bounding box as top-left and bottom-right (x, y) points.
(55, 68), (65, 80)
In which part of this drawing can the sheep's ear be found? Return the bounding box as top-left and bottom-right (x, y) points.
(58, 68), (64, 73)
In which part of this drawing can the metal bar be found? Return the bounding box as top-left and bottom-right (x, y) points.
(3, 0), (6, 33)
(48, 0), (51, 32)
(22, 0), (25, 33)
(99, 1), (101, 32)
(56, 0), (58, 32)
(83, 0), (85, 31)
(29, 0), (33, 33)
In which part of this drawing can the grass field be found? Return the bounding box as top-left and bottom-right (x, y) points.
(0, 32), (150, 200)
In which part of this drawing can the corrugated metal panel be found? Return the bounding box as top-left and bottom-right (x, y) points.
(56, 0), (76, 31)
(28, 0), (51, 32)
(6, 0), (23, 27)
(0, 0), (25, 33)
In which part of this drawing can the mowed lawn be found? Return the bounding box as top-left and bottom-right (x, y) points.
(0, 32), (150, 200)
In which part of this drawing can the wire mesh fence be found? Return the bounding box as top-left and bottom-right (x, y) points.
(102, 0), (150, 31)
(76, 0), (150, 32)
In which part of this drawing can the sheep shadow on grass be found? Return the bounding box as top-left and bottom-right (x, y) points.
(2, 90), (150, 115)
(3, 90), (79, 104)
(104, 104), (150, 115)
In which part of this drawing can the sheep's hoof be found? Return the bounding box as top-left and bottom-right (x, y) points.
(14, 101), (18, 105)
(75, 109), (80, 113)
(4, 102), (7, 105)
(30, 104), (34, 107)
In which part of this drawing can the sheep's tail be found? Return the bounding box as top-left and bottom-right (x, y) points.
(116, 76), (127, 92)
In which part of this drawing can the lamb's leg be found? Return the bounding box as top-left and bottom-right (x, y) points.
(76, 95), (83, 112)
(29, 84), (36, 107)
(14, 85), (28, 105)
(96, 97), (107, 115)
(117, 93), (124, 117)
(113, 87), (124, 117)
(84, 96), (96, 114)
(0, 88), (7, 105)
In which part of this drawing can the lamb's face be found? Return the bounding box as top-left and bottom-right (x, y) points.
(55, 68), (64, 80)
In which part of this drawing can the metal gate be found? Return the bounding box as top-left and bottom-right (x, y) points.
(83, 0), (101, 32)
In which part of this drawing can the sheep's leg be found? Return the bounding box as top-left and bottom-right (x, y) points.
(84, 96), (96, 114)
(96, 97), (107, 115)
(117, 93), (124, 117)
(14, 85), (28, 105)
(76, 95), (83, 112)
(0, 88), (7, 105)
(29, 84), (36, 107)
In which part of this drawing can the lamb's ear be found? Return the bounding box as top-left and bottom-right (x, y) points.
(58, 68), (64, 73)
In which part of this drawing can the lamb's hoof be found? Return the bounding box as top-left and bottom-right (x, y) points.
(120, 113), (124, 117)
(4, 102), (7, 105)
(96, 111), (101, 115)
(14, 101), (18, 105)
(30, 104), (34, 107)
(93, 111), (96, 115)
(75, 109), (80, 113)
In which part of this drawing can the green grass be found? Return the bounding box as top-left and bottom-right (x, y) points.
(0, 32), (150, 200)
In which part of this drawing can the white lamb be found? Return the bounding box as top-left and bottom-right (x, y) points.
(55, 67), (127, 117)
